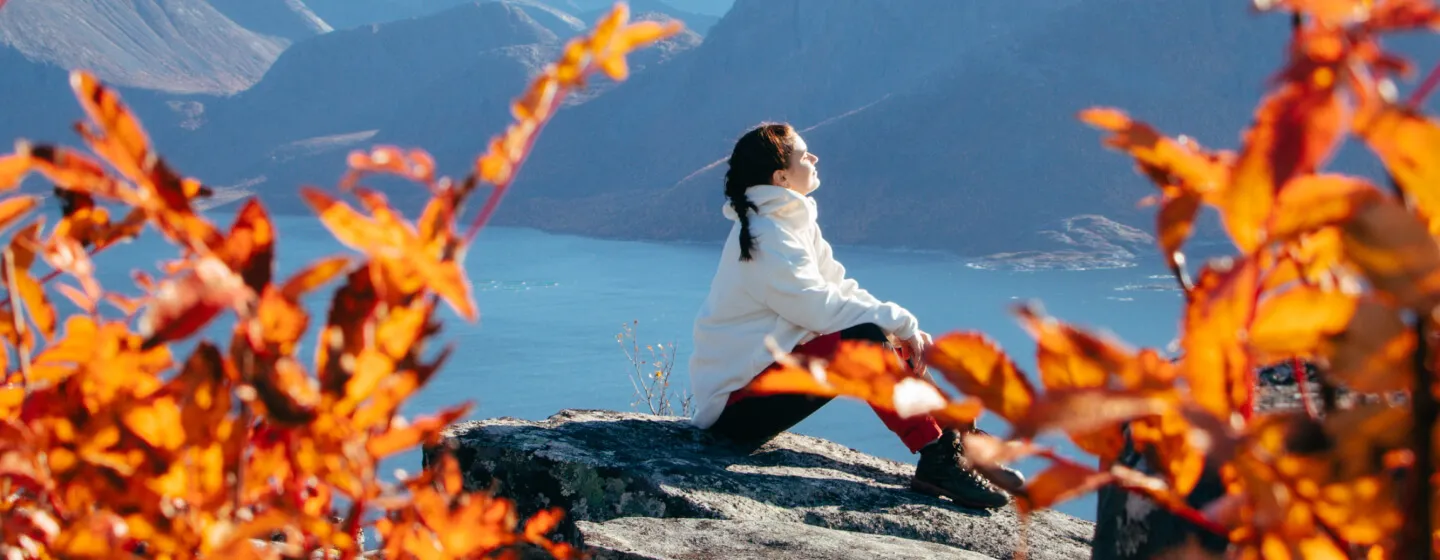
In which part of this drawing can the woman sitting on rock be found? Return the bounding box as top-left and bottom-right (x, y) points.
(686, 122), (1021, 510)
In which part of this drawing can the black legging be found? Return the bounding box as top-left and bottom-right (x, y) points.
(707, 323), (891, 447)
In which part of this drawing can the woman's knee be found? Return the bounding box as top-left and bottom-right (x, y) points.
(838, 323), (888, 343)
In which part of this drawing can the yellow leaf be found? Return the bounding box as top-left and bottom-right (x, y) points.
(1249, 286), (1358, 359)
(121, 395), (185, 451)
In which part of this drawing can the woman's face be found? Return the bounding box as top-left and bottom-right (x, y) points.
(774, 133), (820, 195)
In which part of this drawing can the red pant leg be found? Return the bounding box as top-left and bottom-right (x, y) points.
(726, 330), (944, 453)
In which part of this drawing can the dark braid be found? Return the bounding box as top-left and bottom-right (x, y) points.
(727, 192), (759, 260)
(724, 122), (797, 261)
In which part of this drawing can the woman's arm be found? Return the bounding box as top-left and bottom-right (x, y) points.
(814, 234), (882, 305)
(742, 225), (919, 340)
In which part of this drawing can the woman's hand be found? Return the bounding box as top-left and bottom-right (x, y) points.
(901, 330), (933, 377)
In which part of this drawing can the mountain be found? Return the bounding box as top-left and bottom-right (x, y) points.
(491, 0), (1092, 252)
(167, 0), (701, 197)
(208, 0), (334, 41)
(555, 0), (731, 16)
(478, 0), (1432, 258)
(0, 0), (287, 95)
(580, 0), (718, 34)
(304, 0), (727, 31)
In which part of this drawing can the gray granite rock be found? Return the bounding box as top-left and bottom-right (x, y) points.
(425, 408), (1093, 560)
(577, 517), (995, 560)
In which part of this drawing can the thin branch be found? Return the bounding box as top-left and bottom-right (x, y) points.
(1408, 60), (1440, 109)
(1292, 357), (1319, 419)
(1404, 312), (1435, 560)
(5, 248), (33, 394)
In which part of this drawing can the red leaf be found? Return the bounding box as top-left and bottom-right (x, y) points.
(138, 258), (252, 349)
(1224, 80), (1343, 251)
(223, 199), (275, 293)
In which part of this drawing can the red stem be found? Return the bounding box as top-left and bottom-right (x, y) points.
(1408, 60), (1440, 109)
(1292, 356), (1318, 419)
(1033, 448), (1231, 538)
(0, 234), (123, 312)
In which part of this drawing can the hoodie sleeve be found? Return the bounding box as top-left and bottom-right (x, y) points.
(742, 225), (919, 340)
(814, 234), (883, 305)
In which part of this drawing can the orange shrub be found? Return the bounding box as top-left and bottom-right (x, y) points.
(0, 3), (680, 558)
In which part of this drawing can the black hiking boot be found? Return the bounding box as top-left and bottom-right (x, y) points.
(910, 428), (1015, 509)
(964, 426), (1026, 490)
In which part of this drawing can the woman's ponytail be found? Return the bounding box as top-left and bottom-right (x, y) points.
(726, 189), (759, 261)
(723, 122), (796, 262)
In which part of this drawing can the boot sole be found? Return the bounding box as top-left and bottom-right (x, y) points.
(910, 478), (1008, 510)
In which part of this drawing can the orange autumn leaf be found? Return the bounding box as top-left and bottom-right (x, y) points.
(1248, 285), (1359, 359)
(1014, 303), (1136, 391)
(1354, 104), (1440, 234)
(1157, 186), (1203, 258)
(279, 256), (351, 300)
(1017, 461), (1115, 514)
(1079, 107), (1231, 195)
(1180, 256), (1261, 420)
(1130, 410), (1207, 495)
(524, 507), (565, 542)
(1224, 80), (1343, 252)
(24, 144), (136, 203)
(367, 404), (472, 460)
(1340, 196), (1440, 310)
(300, 188), (384, 250)
(7, 253), (57, 342)
(743, 365), (841, 399)
(0, 153), (29, 191)
(120, 395), (184, 452)
(746, 341), (954, 419)
(0, 195), (36, 233)
(342, 145), (436, 191)
(1325, 298), (1414, 392)
(1014, 389), (1172, 446)
(1269, 174), (1384, 240)
(1260, 0), (1376, 25)
(924, 333), (1036, 424)
(69, 71), (155, 186)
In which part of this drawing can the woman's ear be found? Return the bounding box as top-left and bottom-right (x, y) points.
(771, 169), (786, 187)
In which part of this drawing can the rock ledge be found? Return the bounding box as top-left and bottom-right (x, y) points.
(425, 408), (1093, 560)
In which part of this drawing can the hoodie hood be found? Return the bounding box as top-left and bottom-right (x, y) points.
(721, 185), (817, 228)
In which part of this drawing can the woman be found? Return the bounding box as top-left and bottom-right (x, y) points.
(687, 122), (1020, 510)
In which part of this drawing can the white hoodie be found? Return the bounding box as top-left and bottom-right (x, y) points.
(687, 185), (921, 429)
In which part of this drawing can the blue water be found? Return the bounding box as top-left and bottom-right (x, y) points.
(81, 209), (1186, 522)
